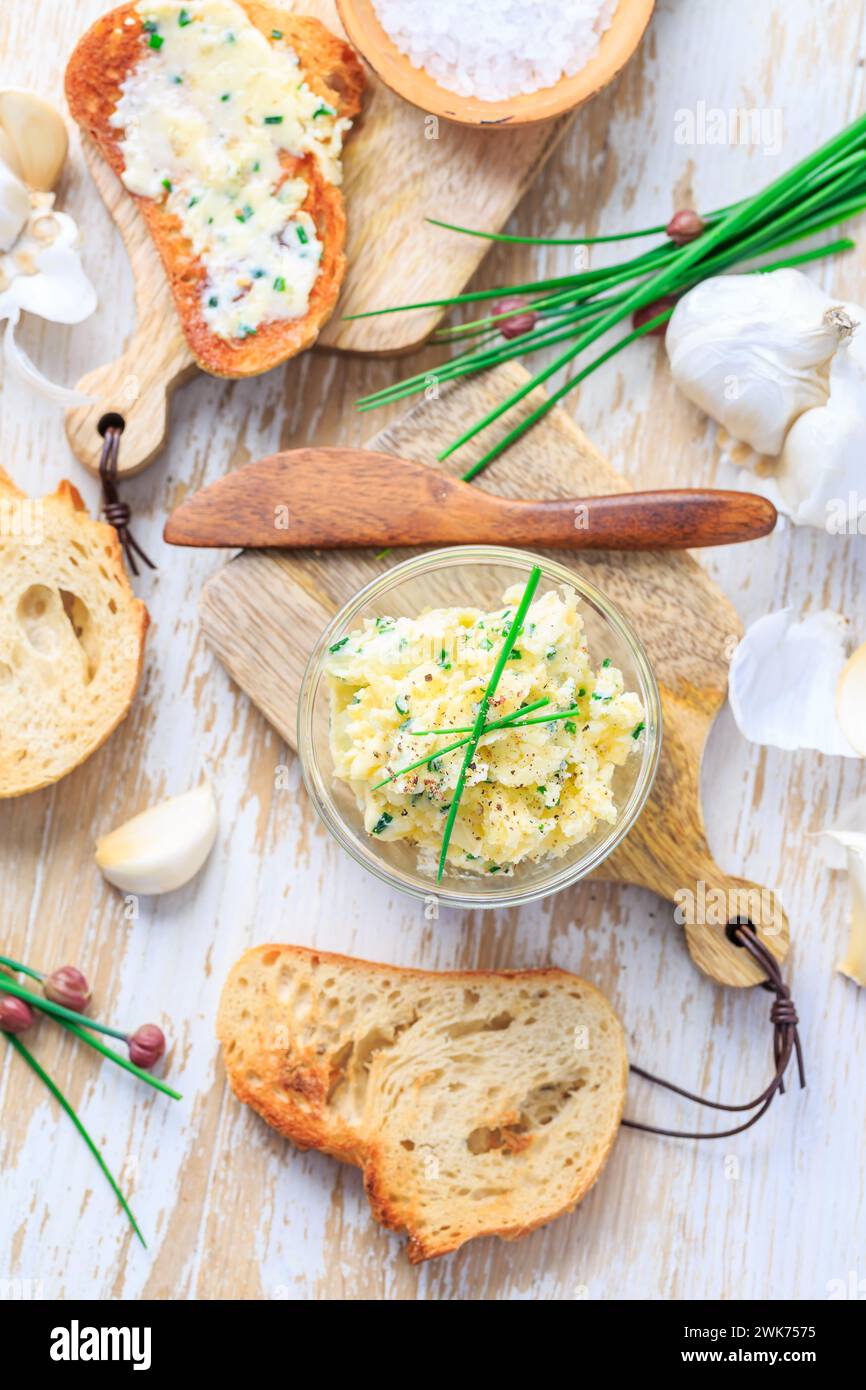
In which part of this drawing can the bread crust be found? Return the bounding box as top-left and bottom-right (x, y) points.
(0, 468), (148, 798)
(64, 2), (364, 377)
(217, 943), (628, 1263)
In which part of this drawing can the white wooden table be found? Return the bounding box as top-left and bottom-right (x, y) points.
(2, 0), (865, 1301)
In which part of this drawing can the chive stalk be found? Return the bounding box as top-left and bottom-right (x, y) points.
(436, 567), (541, 880)
(409, 694), (551, 738)
(55, 1016), (181, 1100)
(0, 975), (130, 1044)
(5, 1033), (145, 1246)
(372, 696), (551, 790)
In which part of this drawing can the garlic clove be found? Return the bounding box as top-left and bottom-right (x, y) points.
(775, 331), (866, 529)
(728, 608), (861, 756)
(775, 408), (865, 528)
(0, 157), (29, 252)
(818, 797), (866, 988)
(95, 782), (218, 896)
(838, 847), (866, 988)
(837, 642), (866, 757)
(0, 90), (68, 191)
(0, 129), (19, 181)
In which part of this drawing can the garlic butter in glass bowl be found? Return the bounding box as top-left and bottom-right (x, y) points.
(297, 548), (661, 910)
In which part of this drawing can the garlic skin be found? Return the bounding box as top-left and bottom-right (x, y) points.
(95, 782), (218, 896)
(0, 191), (97, 404)
(728, 608), (860, 757)
(775, 331), (866, 530)
(0, 90), (68, 191)
(818, 795), (866, 988)
(666, 269), (859, 455)
(1, 219), (96, 321)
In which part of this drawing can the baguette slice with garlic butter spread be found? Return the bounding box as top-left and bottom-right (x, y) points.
(217, 943), (628, 1262)
(65, 0), (364, 376)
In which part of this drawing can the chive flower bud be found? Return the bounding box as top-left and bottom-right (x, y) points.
(128, 1024), (166, 1069)
(666, 209), (706, 245)
(43, 965), (91, 1013)
(0, 994), (35, 1035)
(632, 295), (679, 335)
(494, 295), (538, 340)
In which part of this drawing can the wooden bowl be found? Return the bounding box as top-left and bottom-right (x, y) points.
(335, 0), (656, 127)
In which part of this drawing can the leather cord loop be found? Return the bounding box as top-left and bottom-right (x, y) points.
(98, 420), (156, 578)
(623, 921), (805, 1140)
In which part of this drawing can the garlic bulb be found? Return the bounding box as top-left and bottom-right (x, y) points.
(666, 269), (859, 455)
(0, 90), (68, 191)
(774, 331), (866, 529)
(95, 782), (218, 896)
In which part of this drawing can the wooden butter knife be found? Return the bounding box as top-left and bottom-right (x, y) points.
(164, 448), (777, 551)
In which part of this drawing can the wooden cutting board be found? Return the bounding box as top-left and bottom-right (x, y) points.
(63, 0), (572, 478)
(199, 361), (789, 988)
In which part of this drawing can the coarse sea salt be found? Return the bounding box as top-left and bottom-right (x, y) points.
(372, 0), (618, 102)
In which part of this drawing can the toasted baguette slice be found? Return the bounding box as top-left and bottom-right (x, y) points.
(0, 469), (148, 798)
(217, 944), (627, 1263)
(64, 2), (364, 377)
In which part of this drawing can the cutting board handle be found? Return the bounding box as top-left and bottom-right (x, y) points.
(606, 847), (789, 985)
(682, 867), (788, 986)
(65, 320), (195, 478)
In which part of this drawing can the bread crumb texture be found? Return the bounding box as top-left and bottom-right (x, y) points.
(217, 944), (628, 1262)
(0, 468), (148, 798)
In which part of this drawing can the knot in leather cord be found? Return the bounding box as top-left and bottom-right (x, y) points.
(103, 498), (132, 530)
(97, 419), (156, 578)
(623, 921), (805, 1140)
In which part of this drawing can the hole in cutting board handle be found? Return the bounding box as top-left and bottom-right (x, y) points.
(725, 917), (756, 947)
(97, 412), (126, 437)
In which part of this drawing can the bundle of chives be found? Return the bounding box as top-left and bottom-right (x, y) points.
(350, 113), (866, 480)
(0, 956), (180, 1245)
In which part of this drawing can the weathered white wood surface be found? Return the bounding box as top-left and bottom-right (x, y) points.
(1, 0), (865, 1301)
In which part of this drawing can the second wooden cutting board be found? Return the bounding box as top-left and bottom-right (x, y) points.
(64, 0), (574, 477)
(199, 361), (789, 989)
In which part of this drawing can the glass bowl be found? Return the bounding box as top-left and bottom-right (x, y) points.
(297, 547), (661, 910)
